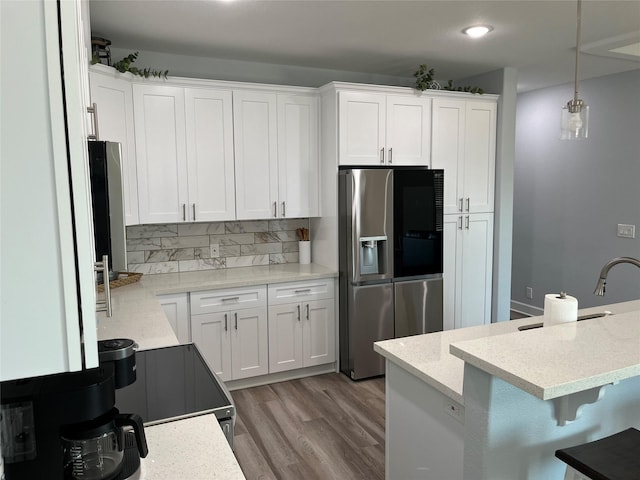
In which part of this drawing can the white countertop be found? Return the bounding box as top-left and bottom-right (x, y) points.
(138, 414), (245, 480)
(374, 300), (640, 404)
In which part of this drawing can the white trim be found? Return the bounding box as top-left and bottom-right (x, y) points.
(225, 363), (336, 391)
(510, 300), (543, 317)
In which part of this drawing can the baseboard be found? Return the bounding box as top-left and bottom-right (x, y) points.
(225, 363), (338, 391)
(510, 300), (543, 317)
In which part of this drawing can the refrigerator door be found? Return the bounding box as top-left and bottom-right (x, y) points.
(394, 277), (443, 337)
(347, 282), (394, 379)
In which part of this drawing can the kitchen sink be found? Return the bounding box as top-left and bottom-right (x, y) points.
(517, 312), (613, 331)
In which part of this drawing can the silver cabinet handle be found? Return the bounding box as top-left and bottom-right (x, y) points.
(380, 147), (384, 164)
(297, 304), (301, 322)
(465, 215), (470, 229)
(224, 313), (228, 331)
(87, 103), (99, 140)
(192, 203), (196, 221)
(182, 204), (186, 221)
(282, 201), (286, 217)
(221, 296), (240, 302)
(388, 147), (393, 164)
(465, 198), (470, 212)
(234, 312), (238, 330)
(95, 255), (112, 317)
(306, 303), (310, 320)
(458, 216), (463, 230)
(273, 201), (277, 218)
(459, 198), (464, 212)
(294, 288), (312, 294)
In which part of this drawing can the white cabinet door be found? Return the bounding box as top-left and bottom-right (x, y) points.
(443, 213), (493, 330)
(338, 92), (386, 165)
(158, 293), (190, 344)
(233, 91), (278, 219)
(191, 311), (232, 381)
(268, 303), (304, 373)
(89, 69), (139, 225)
(386, 95), (431, 166)
(133, 85), (188, 224)
(231, 306), (269, 380)
(303, 299), (335, 367)
(185, 88), (236, 222)
(464, 101), (496, 214)
(277, 94), (319, 218)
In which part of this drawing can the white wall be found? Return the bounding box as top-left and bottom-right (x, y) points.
(512, 70), (640, 312)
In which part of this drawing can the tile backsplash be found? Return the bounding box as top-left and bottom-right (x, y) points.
(126, 218), (309, 274)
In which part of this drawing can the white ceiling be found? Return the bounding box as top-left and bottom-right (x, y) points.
(89, 0), (640, 92)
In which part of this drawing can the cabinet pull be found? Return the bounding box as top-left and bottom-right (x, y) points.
(388, 147), (393, 164)
(458, 216), (463, 230)
(380, 147), (384, 164)
(221, 296), (240, 303)
(282, 201), (286, 217)
(465, 216), (470, 229)
(234, 312), (238, 330)
(273, 201), (277, 218)
(306, 303), (310, 320)
(459, 198), (464, 212)
(465, 198), (470, 212)
(297, 304), (301, 322)
(224, 313), (228, 331)
(182, 204), (186, 221)
(87, 103), (99, 140)
(95, 255), (112, 317)
(294, 288), (312, 294)
(193, 203), (196, 221)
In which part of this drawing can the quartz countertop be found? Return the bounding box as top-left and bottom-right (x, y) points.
(374, 300), (640, 404)
(97, 263), (338, 349)
(138, 414), (245, 479)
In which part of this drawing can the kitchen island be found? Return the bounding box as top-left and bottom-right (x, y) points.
(374, 300), (640, 480)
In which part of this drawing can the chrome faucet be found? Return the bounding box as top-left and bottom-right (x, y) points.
(593, 256), (640, 296)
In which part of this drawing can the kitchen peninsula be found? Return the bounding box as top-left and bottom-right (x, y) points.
(374, 300), (640, 480)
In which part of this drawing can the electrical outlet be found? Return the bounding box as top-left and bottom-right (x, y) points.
(210, 244), (220, 258)
(617, 224), (636, 239)
(526, 287), (533, 299)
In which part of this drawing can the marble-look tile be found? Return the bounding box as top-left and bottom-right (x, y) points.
(254, 232), (280, 244)
(220, 245), (241, 257)
(127, 238), (162, 252)
(145, 249), (195, 263)
(178, 258), (226, 272)
(225, 255), (269, 268)
(269, 218), (309, 231)
(273, 230), (299, 242)
(225, 220), (268, 233)
(177, 222), (225, 236)
(241, 243), (282, 255)
(194, 247), (211, 259)
(126, 251), (145, 264)
(127, 262), (179, 274)
(127, 224), (178, 239)
(210, 233), (254, 246)
(270, 252), (299, 264)
(161, 235), (209, 248)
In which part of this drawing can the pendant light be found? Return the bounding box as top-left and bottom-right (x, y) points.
(561, 0), (589, 140)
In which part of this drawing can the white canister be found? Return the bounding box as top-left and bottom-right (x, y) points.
(299, 241), (311, 264)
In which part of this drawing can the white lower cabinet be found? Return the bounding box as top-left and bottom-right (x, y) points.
(268, 279), (335, 374)
(190, 286), (268, 382)
(157, 293), (190, 344)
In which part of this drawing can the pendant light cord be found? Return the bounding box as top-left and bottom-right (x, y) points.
(573, 0), (582, 103)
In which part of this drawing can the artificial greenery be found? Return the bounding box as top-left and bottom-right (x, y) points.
(105, 51), (168, 79)
(414, 63), (484, 94)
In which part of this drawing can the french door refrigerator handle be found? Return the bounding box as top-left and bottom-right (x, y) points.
(95, 255), (112, 317)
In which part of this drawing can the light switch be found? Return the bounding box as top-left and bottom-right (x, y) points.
(617, 224), (636, 239)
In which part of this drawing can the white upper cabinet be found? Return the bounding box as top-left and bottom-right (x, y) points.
(133, 85), (235, 224)
(234, 90), (319, 220)
(432, 98), (496, 214)
(88, 68), (139, 225)
(338, 91), (431, 166)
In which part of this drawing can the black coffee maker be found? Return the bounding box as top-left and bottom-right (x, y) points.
(1, 339), (148, 480)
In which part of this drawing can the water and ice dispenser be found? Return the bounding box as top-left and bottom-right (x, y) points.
(359, 236), (387, 275)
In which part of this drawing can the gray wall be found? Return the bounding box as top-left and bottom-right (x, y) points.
(512, 69), (640, 312)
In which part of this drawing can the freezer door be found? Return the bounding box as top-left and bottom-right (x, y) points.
(394, 277), (443, 337)
(347, 282), (394, 379)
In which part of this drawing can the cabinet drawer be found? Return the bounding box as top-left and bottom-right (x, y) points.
(268, 278), (334, 305)
(191, 285), (267, 314)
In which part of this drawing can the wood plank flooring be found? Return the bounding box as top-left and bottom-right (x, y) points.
(232, 373), (386, 480)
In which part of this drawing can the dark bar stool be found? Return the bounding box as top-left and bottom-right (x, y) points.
(555, 428), (640, 480)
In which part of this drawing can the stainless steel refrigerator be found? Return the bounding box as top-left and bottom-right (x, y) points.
(339, 167), (444, 380)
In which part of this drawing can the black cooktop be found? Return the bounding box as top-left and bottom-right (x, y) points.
(114, 344), (234, 425)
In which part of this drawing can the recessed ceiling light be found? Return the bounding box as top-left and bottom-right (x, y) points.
(462, 25), (493, 39)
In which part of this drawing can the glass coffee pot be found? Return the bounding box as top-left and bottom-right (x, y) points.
(61, 408), (147, 480)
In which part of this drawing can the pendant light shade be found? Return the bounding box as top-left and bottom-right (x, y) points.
(561, 0), (589, 140)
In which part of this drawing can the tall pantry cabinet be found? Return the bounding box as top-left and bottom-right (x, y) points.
(1, 0), (98, 381)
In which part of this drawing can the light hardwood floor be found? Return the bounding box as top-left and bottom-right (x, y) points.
(232, 373), (386, 480)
